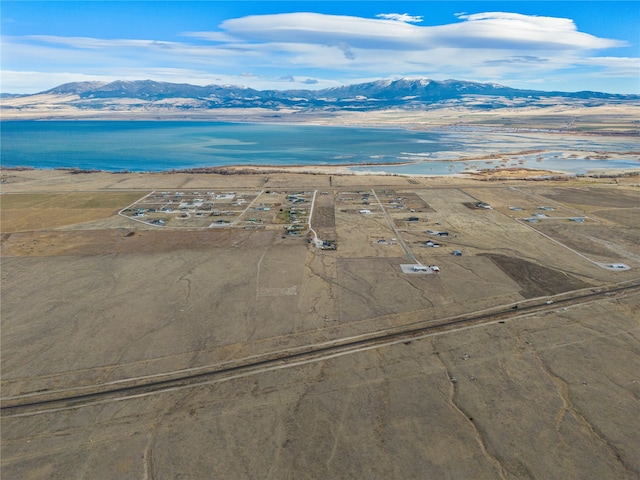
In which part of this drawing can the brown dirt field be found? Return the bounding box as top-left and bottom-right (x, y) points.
(2, 171), (640, 479)
(0, 192), (142, 233)
(533, 223), (640, 263)
(311, 194), (337, 244)
(0, 239), (316, 388)
(434, 256), (523, 305)
(1, 228), (280, 257)
(2, 295), (638, 479)
(481, 253), (591, 298)
(312, 205), (336, 228)
(386, 191), (435, 212)
(336, 257), (451, 322)
(589, 208), (640, 228)
(0, 192), (142, 209)
(539, 186), (640, 208)
(1, 207), (122, 233)
(311, 191), (336, 230)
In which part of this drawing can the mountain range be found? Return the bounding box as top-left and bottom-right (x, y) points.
(3, 78), (639, 117)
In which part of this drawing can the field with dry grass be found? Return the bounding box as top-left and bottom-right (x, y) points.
(0, 192), (142, 233)
(1, 169), (639, 479)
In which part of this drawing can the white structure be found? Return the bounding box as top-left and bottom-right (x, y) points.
(401, 264), (440, 274)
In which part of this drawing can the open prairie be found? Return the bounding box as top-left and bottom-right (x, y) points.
(1, 169), (639, 479)
(0, 192), (142, 233)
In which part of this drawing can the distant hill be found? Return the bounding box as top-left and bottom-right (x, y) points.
(0, 93), (25, 99)
(3, 78), (639, 118)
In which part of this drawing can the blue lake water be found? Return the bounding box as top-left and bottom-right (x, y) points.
(1, 121), (456, 172)
(1, 121), (638, 175)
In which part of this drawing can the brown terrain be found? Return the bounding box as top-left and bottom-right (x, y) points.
(1, 168), (639, 479)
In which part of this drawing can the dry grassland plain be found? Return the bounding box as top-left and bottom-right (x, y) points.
(1, 168), (639, 479)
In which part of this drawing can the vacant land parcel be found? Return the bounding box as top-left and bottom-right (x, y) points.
(1, 169), (639, 478)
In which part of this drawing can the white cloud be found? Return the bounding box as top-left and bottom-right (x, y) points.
(1, 11), (636, 93)
(375, 13), (423, 23)
(24, 35), (181, 50)
(8, 35), (246, 59)
(216, 11), (624, 52)
(217, 13), (424, 50)
(578, 56), (640, 77)
(448, 12), (625, 50)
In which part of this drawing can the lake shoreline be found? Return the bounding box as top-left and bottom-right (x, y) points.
(3, 119), (639, 176)
(3, 164), (639, 183)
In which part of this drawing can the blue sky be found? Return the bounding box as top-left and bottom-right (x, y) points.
(2, 1), (639, 94)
